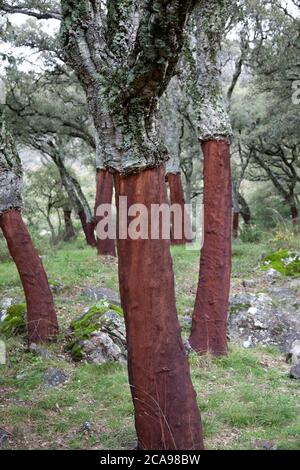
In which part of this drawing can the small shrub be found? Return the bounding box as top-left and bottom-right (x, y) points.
(261, 249), (300, 277)
(0, 303), (26, 336)
(239, 226), (262, 243)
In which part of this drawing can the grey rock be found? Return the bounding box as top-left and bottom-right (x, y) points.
(265, 268), (281, 283)
(82, 287), (120, 305)
(229, 291), (300, 353)
(184, 340), (193, 354)
(287, 340), (300, 365)
(49, 279), (64, 294)
(72, 310), (127, 365)
(29, 343), (53, 360)
(44, 368), (68, 387)
(81, 421), (92, 434)
(254, 440), (277, 450)
(82, 331), (126, 365)
(289, 363), (300, 380)
(0, 428), (9, 448)
(242, 279), (256, 288)
(0, 298), (14, 322)
(289, 278), (300, 290)
(180, 316), (192, 329)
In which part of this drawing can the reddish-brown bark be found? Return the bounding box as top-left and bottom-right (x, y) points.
(0, 209), (58, 343)
(189, 141), (232, 357)
(94, 169), (116, 257)
(166, 173), (192, 245)
(78, 210), (97, 247)
(114, 165), (204, 450)
(233, 211), (239, 239)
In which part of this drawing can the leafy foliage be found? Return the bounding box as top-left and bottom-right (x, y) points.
(0, 303), (26, 336)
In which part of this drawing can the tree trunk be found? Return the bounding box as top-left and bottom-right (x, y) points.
(166, 173), (192, 245)
(233, 212), (239, 239)
(114, 165), (203, 450)
(238, 193), (251, 225)
(0, 209), (58, 343)
(78, 210), (97, 247)
(63, 209), (76, 241)
(94, 169), (116, 257)
(189, 141), (232, 356)
(291, 205), (299, 226)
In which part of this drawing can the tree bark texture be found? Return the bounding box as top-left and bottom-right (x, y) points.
(94, 169), (116, 256)
(114, 165), (204, 450)
(189, 141), (232, 356)
(0, 209), (58, 343)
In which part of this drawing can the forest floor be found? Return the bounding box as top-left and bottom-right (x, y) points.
(0, 238), (299, 450)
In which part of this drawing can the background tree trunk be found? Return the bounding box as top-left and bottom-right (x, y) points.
(189, 141), (232, 356)
(166, 172), (192, 245)
(94, 169), (116, 257)
(233, 212), (239, 239)
(290, 205), (299, 226)
(238, 192), (251, 225)
(232, 184), (240, 239)
(63, 208), (76, 241)
(114, 165), (203, 450)
(34, 140), (96, 247)
(0, 209), (58, 343)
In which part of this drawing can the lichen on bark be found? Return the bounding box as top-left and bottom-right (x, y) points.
(60, 0), (194, 175)
(0, 110), (23, 214)
(183, 0), (234, 141)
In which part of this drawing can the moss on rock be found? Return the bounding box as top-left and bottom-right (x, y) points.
(67, 300), (124, 361)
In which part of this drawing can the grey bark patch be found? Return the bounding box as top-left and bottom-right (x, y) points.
(0, 171), (23, 214)
(183, 0), (233, 141)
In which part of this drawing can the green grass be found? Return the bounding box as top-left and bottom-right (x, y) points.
(0, 236), (299, 450)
